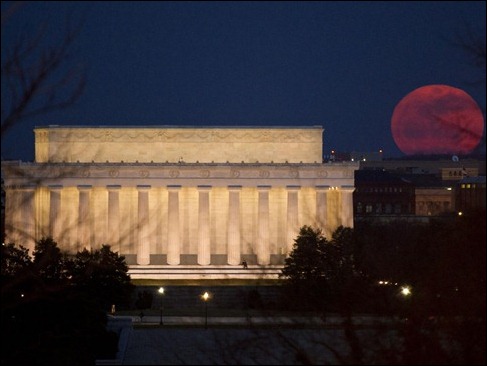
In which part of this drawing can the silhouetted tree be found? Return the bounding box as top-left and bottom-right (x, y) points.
(280, 225), (331, 311)
(280, 225), (369, 315)
(1, 238), (134, 364)
(32, 237), (70, 285)
(352, 213), (486, 364)
(68, 244), (135, 311)
(0, 242), (31, 278)
(327, 226), (369, 316)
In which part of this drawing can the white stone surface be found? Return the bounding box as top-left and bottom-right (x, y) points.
(35, 126), (324, 164)
(2, 125), (359, 280)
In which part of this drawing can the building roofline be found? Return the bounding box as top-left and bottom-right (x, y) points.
(35, 125), (323, 130)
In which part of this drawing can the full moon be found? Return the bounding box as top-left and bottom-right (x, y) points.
(391, 85), (484, 155)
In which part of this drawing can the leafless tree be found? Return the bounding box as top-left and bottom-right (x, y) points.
(1, 1), (86, 138)
(1, 1), (87, 245)
(453, 20), (486, 85)
(446, 20), (486, 154)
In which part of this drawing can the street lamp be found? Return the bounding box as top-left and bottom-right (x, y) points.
(401, 286), (411, 296)
(158, 287), (165, 325)
(201, 291), (210, 329)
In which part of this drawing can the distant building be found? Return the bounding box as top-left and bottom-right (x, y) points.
(323, 150), (384, 163)
(409, 174), (455, 216)
(440, 167), (478, 180)
(361, 157), (485, 176)
(353, 169), (415, 221)
(355, 156), (485, 221)
(350, 150), (383, 162)
(455, 176), (486, 213)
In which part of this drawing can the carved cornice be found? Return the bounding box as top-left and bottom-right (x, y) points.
(35, 127), (322, 143)
(2, 161), (360, 181)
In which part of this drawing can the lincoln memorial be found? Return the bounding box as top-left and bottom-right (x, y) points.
(2, 126), (358, 280)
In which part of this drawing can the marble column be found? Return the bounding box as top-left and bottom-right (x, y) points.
(167, 185), (181, 265)
(227, 185), (242, 265)
(21, 186), (36, 255)
(5, 186), (25, 247)
(197, 185), (211, 265)
(286, 185), (300, 255)
(77, 185), (91, 250)
(4, 186), (16, 244)
(257, 185), (271, 265)
(49, 185), (63, 242)
(315, 185), (329, 237)
(340, 186), (355, 228)
(107, 185), (121, 252)
(137, 185), (151, 265)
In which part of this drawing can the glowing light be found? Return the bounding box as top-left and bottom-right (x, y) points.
(201, 291), (211, 329)
(401, 286), (411, 296)
(158, 287), (164, 295)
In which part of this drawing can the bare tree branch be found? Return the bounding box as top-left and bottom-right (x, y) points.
(1, 2), (86, 137)
(453, 19), (486, 71)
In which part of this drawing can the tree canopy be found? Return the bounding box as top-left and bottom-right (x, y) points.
(280, 212), (485, 364)
(0, 238), (134, 365)
(280, 225), (366, 313)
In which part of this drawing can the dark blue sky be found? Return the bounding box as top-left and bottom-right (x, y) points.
(1, 1), (485, 162)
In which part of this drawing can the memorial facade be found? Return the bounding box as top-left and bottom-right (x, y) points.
(2, 126), (358, 280)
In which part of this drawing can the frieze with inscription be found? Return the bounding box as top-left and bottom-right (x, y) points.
(36, 127), (322, 143)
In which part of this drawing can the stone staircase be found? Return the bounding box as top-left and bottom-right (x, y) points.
(128, 264), (283, 281)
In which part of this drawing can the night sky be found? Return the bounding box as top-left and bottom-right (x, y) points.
(1, 1), (485, 162)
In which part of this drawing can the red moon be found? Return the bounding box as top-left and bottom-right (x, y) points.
(391, 85), (484, 155)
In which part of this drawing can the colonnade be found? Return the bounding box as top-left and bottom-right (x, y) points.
(5, 184), (355, 265)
